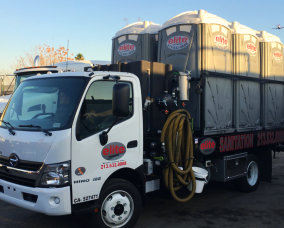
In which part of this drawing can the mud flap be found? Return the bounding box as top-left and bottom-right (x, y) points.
(259, 150), (272, 182)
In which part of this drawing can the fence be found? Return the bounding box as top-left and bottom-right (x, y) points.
(0, 74), (15, 96)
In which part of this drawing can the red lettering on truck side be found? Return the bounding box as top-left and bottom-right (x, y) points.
(220, 134), (254, 152)
(101, 142), (126, 160)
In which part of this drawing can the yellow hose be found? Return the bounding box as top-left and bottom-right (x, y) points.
(161, 109), (196, 202)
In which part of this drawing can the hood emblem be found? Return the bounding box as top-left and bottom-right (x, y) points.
(9, 154), (20, 167)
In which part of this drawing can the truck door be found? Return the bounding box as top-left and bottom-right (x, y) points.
(71, 76), (142, 205)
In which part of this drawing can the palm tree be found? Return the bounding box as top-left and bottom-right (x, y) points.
(75, 53), (85, 61)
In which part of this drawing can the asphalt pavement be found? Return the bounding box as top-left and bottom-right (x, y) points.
(0, 153), (283, 228)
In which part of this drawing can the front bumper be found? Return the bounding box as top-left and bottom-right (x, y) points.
(0, 179), (71, 215)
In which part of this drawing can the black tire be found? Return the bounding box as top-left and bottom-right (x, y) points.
(237, 154), (260, 192)
(95, 178), (142, 228)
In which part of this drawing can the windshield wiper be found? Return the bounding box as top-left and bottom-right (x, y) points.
(0, 120), (16, 135)
(18, 124), (52, 136)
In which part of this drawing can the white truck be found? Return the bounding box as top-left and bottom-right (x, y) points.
(0, 70), (145, 227)
(1, 10), (284, 228)
(0, 60), (283, 227)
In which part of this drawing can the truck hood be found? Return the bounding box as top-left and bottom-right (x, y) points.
(0, 128), (71, 164)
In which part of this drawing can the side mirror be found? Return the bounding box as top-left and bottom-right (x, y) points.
(112, 83), (130, 117)
(99, 83), (130, 146)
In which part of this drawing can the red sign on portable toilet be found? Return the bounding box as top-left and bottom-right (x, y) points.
(167, 36), (190, 50)
(118, 43), (136, 56)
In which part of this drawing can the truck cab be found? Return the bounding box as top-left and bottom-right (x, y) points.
(0, 71), (144, 227)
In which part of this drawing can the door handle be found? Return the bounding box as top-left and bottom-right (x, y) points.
(127, 140), (138, 148)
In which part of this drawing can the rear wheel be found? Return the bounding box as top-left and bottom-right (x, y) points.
(237, 154), (260, 192)
(96, 178), (142, 228)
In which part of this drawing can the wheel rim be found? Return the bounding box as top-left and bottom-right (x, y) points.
(247, 161), (258, 186)
(101, 190), (134, 227)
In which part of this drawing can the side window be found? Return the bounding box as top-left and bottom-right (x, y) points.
(77, 80), (133, 140)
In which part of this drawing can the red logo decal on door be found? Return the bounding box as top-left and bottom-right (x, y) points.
(101, 142), (126, 160)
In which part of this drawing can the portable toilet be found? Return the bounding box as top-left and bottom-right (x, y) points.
(158, 10), (234, 135)
(112, 21), (161, 63)
(232, 21), (260, 77)
(232, 22), (261, 131)
(259, 31), (284, 128)
(259, 31), (284, 81)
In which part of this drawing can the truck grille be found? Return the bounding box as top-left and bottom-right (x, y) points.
(0, 172), (36, 187)
(0, 155), (43, 187)
(0, 156), (43, 171)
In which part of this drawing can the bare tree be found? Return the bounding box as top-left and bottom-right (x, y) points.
(15, 44), (74, 69)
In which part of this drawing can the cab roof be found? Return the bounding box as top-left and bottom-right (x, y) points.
(25, 71), (136, 80)
(14, 66), (58, 74)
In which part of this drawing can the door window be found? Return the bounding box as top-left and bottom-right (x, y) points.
(77, 80), (133, 140)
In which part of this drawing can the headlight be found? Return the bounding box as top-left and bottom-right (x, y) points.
(40, 161), (70, 187)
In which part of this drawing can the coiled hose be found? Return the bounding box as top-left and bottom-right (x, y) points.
(161, 109), (196, 202)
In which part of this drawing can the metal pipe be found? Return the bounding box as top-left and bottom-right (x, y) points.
(179, 72), (189, 101)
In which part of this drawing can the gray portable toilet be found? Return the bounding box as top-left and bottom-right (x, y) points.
(232, 22), (261, 131)
(158, 10), (234, 135)
(232, 21), (260, 78)
(259, 31), (284, 81)
(112, 21), (161, 63)
(258, 31), (284, 128)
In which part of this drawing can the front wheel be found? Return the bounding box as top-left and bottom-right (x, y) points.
(237, 154), (260, 192)
(96, 178), (142, 228)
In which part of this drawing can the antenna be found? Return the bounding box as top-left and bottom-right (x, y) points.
(66, 40), (69, 71)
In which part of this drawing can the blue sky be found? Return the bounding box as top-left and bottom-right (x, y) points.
(0, 0), (284, 73)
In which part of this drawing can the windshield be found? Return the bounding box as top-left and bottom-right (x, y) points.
(1, 77), (88, 131)
(14, 71), (58, 91)
(14, 75), (31, 90)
